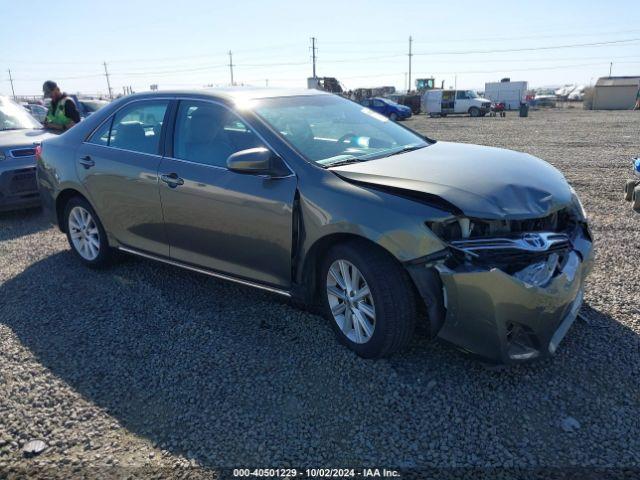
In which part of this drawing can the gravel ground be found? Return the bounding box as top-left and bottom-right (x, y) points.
(0, 109), (639, 478)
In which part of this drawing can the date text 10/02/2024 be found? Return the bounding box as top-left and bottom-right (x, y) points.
(232, 468), (401, 478)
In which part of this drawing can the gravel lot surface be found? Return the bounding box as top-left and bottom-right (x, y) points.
(1, 109), (639, 478)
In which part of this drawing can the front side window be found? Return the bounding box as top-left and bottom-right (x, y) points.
(456, 91), (468, 100)
(108, 101), (168, 155)
(173, 100), (264, 168)
(253, 94), (428, 166)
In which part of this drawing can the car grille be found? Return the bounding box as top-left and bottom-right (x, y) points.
(8, 168), (37, 194)
(10, 148), (36, 158)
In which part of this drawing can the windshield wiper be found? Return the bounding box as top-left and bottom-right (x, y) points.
(324, 158), (364, 168)
(0, 127), (27, 131)
(384, 144), (427, 158)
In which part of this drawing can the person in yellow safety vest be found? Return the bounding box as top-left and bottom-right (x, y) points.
(42, 80), (81, 132)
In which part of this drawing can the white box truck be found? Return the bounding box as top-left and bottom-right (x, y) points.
(484, 80), (528, 110)
(421, 89), (492, 117)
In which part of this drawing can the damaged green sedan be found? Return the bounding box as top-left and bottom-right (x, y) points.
(36, 89), (593, 363)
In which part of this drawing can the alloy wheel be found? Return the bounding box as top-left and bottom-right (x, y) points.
(68, 206), (101, 261)
(326, 259), (376, 344)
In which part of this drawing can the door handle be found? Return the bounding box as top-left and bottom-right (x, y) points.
(79, 155), (95, 169)
(160, 173), (184, 187)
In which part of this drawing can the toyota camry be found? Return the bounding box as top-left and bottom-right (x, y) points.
(36, 88), (594, 362)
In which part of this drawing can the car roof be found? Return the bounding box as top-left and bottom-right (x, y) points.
(122, 87), (329, 104)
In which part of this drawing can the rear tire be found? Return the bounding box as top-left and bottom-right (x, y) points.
(64, 196), (113, 268)
(469, 107), (480, 117)
(319, 240), (417, 358)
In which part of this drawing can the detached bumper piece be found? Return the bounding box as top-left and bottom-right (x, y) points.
(411, 216), (594, 363)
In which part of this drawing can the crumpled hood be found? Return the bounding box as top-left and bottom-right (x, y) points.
(332, 141), (573, 219)
(0, 129), (54, 152)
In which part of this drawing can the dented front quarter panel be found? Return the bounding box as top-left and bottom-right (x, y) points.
(296, 168), (453, 279)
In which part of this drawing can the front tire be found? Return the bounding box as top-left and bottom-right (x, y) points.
(469, 107), (480, 117)
(389, 112), (398, 121)
(64, 197), (113, 268)
(320, 240), (417, 358)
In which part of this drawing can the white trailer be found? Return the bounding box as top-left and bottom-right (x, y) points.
(484, 81), (528, 110)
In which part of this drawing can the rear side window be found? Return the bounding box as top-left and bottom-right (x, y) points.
(92, 100), (168, 155)
(87, 117), (113, 146)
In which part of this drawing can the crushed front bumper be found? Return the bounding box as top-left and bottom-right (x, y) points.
(408, 228), (594, 363)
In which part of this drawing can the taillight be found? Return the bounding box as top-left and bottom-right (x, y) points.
(35, 145), (42, 161)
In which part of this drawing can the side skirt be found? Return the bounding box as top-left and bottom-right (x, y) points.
(117, 246), (292, 297)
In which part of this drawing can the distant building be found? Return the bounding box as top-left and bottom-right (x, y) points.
(592, 76), (640, 110)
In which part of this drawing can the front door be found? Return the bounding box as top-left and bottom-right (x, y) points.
(455, 90), (472, 113)
(77, 99), (170, 255)
(158, 99), (297, 288)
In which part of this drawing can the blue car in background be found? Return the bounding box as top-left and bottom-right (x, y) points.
(361, 97), (412, 121)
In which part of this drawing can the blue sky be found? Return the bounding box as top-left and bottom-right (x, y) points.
(2, 0), (639, 96)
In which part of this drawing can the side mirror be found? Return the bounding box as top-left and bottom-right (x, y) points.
(227, 147), (275, 175)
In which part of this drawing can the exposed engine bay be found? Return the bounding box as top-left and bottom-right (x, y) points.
(427, 207), (590, 288)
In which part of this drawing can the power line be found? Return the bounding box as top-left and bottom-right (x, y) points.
(413, 37), (640, 56)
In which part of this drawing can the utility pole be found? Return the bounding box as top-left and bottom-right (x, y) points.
(609, 62), (613, 77)
(408, 36), (413, 93)
(103, 61), (113, 100)
(311, 37), (317, 79)
(228, 51), (235, 86)
(7, 69), (16, 101)
(265, 79), (269, 87)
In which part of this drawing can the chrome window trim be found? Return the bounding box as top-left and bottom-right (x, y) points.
(118, 246), (291, 297)
(80, 142), (163, 159)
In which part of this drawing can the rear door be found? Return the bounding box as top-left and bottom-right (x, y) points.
(76, 99), (171, 255)
(158, 99), (297, 288)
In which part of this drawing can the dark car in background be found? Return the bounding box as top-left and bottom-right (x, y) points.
(386, 93), (422, 115)
(0, 96), (54, 211)
(68, 95), (109, 119)
(37, 88), (593, 362)
(360, 97), (412, 121)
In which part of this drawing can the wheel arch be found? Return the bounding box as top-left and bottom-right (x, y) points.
(295, 232), (409, 305)
(55, 188), (91, 232)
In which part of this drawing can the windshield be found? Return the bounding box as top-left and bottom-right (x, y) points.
(82, 100), (108, 113)
(466, 90), (479, 98)
(0, 98), (41, 130)
(253, 95), (427, 166)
